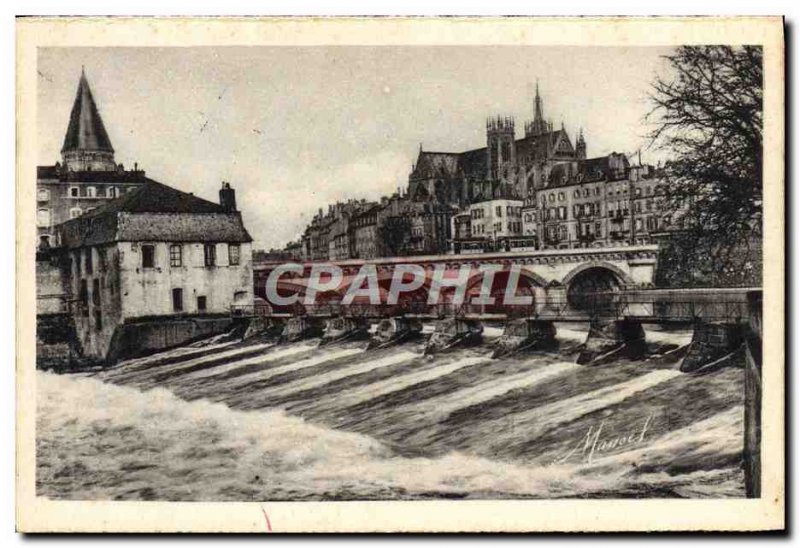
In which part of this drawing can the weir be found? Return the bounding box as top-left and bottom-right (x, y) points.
(281, 317), (325, 342)
(577, 319), (647, 365)
(492, 319), (557, 358)
(424, 318), (483, 355)
(368, 317), (423, 349)
(679, 322), (745, 373)
(321, 317), (370, 345)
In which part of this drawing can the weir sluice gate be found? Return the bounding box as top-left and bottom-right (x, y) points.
(242, 253), (760, 373)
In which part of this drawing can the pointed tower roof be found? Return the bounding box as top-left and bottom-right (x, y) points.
(61, 68), (114, 154)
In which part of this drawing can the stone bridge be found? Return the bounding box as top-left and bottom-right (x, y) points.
(253, 245), (660, 308)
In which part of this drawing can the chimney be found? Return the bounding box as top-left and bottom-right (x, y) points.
(219, 181), (237, 211)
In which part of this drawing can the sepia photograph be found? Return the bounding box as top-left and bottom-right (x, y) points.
(15, 16), (785, 532)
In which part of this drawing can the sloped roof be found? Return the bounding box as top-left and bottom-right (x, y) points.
(61, 70), (114, 154)
(458, 147), (488, 179)
(57, 179), (252, 248)
(82, 179), (230, 217)
(411, 151), (461, 179)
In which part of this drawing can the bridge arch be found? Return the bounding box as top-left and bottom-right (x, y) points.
(562, 261), (633, 313)
(562, 261), (634, 287)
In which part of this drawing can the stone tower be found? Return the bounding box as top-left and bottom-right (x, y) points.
(486, 116), (516, 181)
(576, 128), (587, 160)
(524, 81), (553, 138)
(61, 68), (116, 172)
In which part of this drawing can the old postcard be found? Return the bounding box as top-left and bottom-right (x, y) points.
(16, 16), (784, 532)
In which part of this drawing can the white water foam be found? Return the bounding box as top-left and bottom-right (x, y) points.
(433, 361), (582, 417)
(218, 347), (366, 387)
(484, 369), (682, 448)
(107, 342), (276, 382)
(37, 370), (741, 501)
(311, 356), (492, 412)
(105, 340), (238, 372)
(180, 344), (319, 381)
(252, 351), (421, 405)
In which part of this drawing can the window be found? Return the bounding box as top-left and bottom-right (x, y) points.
(78, 279), (89, 316)
(69, 187), (79, 198)
(108, 187), (117, 198)
(85, 249), (93, 274)
(573, 190), (580, 198)
(558, 192), (565, 202)
(558, 206), (567, 220)
(142, 245), (155, 268)
(94, 309), (103, 331)
(98, 248), (107, 271)
(172, 288), (184, 312)
(37, 208), (51, 227)
(495, 206), (502, 217)
(228, 244), (240, 266)
(197, 295), (207, 311)
(87, 186), (96, 198)
(37, 188), (49, 201)
(204, 244), (217, 266)
(169, 244), (183, 267)
(92, 278), (101, 306)
(69, 207), (83, 219)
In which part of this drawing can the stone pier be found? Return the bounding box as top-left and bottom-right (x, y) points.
(281, 316), (325, 342)
(242, 317), (285, 340)
(577, 319), (646, 365)
(680, 322), (744, 373)
(492, 319), (557, 358)
(368, 317), (423, 349)
(320, 317), (370, 345)
(424, 318), (483, 355)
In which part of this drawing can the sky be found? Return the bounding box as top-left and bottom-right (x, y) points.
(37, 46), (675, 250)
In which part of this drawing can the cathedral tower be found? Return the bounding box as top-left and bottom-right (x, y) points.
(524, 81), (553, 137)
(486, 115), (516, 181)
(61, 68), (117, 172)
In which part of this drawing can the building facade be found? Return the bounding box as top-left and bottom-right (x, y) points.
(53, 180), (253, 362)
(288, 81), (684, 260)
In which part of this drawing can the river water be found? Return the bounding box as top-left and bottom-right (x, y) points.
(36, 325), (746, 501)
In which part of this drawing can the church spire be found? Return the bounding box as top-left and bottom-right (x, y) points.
(526, 79), (550, 137)
(61, 68), (116, 171)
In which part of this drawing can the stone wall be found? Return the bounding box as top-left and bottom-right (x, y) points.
(106, 316), (234, 363)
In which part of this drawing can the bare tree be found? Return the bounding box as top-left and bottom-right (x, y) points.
(649, 46), (763, 287)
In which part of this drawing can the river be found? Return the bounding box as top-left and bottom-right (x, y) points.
(36, 324), (746, 501)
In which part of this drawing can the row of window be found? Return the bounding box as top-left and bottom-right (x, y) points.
(171, 288), (207, 313)
(141, 243), (241, 269)
(37, 185), (131, 202)
(537, 184), (664, 206)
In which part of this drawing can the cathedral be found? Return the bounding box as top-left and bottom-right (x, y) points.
(406, 83), (588, 209)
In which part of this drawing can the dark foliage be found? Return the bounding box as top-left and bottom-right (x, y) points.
(378, 216), (412, 257)
(649, 46), (763, 287)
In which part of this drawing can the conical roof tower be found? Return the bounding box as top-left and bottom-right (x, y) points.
(61, 68), (116, 172)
